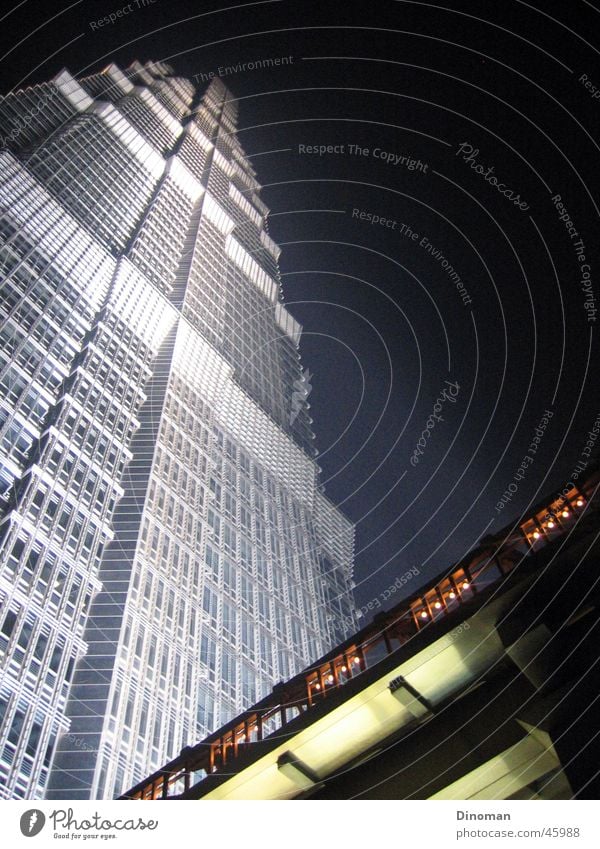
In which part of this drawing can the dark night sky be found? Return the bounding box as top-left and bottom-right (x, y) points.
(1, 0), (599, 612)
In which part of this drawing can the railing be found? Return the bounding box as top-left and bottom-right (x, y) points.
(120, 475), (598, 800)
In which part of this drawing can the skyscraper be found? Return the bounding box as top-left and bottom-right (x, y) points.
(0, 61), (356, 800)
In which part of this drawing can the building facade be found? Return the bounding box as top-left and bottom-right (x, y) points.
(0, 62), (356, 800)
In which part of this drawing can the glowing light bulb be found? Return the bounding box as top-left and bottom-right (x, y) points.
(562, 510), (569, 518)
(420, 611), (428, 619)
(341, 665), (347, 672)
(448, 591), (456, 600)
(533, 531), (541, 539)
(434, 601), (442, 609)
(462, 581), (470, 589)
(327, 674), (334, 684)
(353, 656), (360, 665)
(547, 520), (555, 529)
(576, 499), (584, 507)
(314, 683), (321, 690)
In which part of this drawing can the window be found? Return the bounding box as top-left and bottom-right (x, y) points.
(278, 650), (290, 680)
(240, 505), (252, 533)
(199, 633), (216, 682)
(9, 537), (26, 566)
(240, 537), (253, 572)
(0, 698), (8, 729)
(205, 544), (219, 582)
(33, 632), (48, 661)
(196, 688), (215, 731)
(290, 618), (303, 649)
(49, 640), (63, 673)
(222, 601), (236, 645)
(258, 591), (271, 627)
(1, 609), (18, 640)
(240, 575), (254, 613)
(241, 664), (256, 707)
(8, 707), (26, 745)
(259, 634), (273, 674)
(223, 523), (237, 556)
(207, 509), (220, 542)
(222, 558), (236, 598)
(26, 722), (42, 757)
(241, 618), (255, 660)
(202, 586), (218, 630)
(221, 650), (237, 698)
(17, 619), (34, 650)
(256, 553), (269, 587)
(275, 605), (287, 640)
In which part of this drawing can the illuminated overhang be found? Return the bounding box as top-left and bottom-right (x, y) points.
(225, 234), (279, 303)
(276, 752), (322, 792)
(129, 60), (154, 86)
(388, 675), (432, 719)
(252, 194), (270, 218)
(106, 259), (178, 352)
(185, 122), (214, 152)
(102, 63), (135, 95)
(429, 722), (568, 800)
(260, 229), (281, 261)
(212, 147), (234, 177)
(228, 183), (263, 228)
(202, 193), (236, 236)
(52, 70), (94, 113)
(199, 616), (505, 800)
(172, 320), (233, 403)
(165, 157), (204, 202)
(275, 303), (302, 345)
(135, 88), (183, 139)
(91, 102), (165, 180)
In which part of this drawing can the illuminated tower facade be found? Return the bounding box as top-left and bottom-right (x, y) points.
(0, 62), (356, 800)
